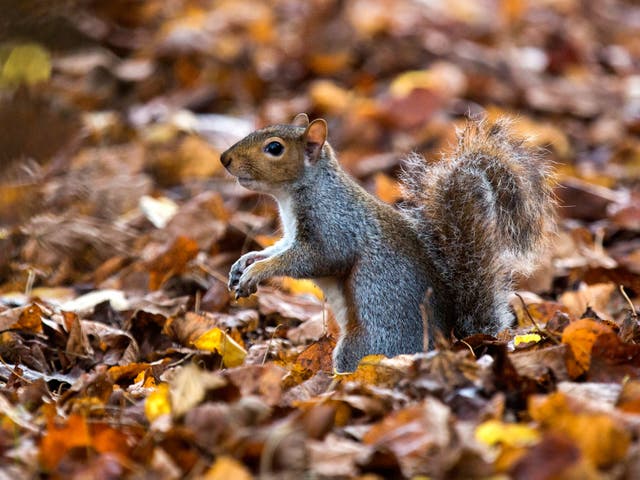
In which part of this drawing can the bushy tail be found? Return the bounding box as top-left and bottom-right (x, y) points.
(401, 119), (556, 337)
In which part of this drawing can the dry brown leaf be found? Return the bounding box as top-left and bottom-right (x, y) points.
(362, 398), (456, 477)
(558, 283), (616, 320)
(225, 364), (287, 406)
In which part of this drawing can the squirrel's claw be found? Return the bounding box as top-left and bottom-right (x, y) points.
(234, 270), (258, 299)
(228, 252), (266, 292)
(228, 263), (244, 291)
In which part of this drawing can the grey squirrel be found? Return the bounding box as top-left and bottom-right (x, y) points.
(220, 114), (555, 372)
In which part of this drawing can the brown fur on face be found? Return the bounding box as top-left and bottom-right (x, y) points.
(220, 125), (308, 193)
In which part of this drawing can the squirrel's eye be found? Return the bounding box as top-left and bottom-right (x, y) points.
(264, 141), (284, 156)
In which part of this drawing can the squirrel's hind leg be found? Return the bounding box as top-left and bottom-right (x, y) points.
(332, 328), (371, 373)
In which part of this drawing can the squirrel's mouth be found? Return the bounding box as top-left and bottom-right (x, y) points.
(237, 177), (258, 188)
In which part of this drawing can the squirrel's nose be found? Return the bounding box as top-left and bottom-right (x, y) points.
(220, 150), (232, 168)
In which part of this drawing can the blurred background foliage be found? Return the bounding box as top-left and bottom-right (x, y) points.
(0, 0), (639, 288)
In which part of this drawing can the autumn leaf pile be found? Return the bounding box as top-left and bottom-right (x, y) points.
(1, 0), (640, 478)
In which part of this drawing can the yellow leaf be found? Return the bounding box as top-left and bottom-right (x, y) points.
(1, 43), (51, 86)
(203, 455), (253, 480)
(193, 328), (247, 367)
(280, 277), (324, 300)
(513, 333), (542, 346)
(145, 383), (171, 421)
(336, 355), (411, 387)
(389, 63), (466, 99)
(475, 420), (540, 447)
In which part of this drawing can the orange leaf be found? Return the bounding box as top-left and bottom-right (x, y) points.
(40, 414), (91, 470)
(15, 303), (43, 333)
(374, 173), (402, 204)
(148, 236), (199, 290)
(295, 336), (336, 374)
(203, 455), (253, 480)
(529, 393), (630, 468)
(108, 363), (151, 383)
(561, 319), (613, 377)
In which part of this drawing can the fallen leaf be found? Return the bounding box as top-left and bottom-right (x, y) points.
(280, 277), (324, 300)
(559, 283), (616, 320)
(1, 43), (51, 86)
(193, 327), (247, 367)
(561, 318), (614, 378)
(587, 328), (640, 382)
(529, 392), (630, 468)
(294, 336), (336, 375)
(39, 414), (91, 470)
(362, 398), (456, 477)
(202, 455), (253, 480)
(145, 383), (172, 421)
(170, 363), (228, 417)
(307, 434), (372, 478)
(475, 419), (540, 447)
(65, 311), (93, 358)
(148, 236), (199, 290)
(617, 380), (640, 414)
(226, 364), (287, 406)
(510, 432), (597, 480)
(513, 333), (542, 347)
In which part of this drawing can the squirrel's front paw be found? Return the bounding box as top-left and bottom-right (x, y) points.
(229, 252), (266, 291)
(234, 266), (260, 299)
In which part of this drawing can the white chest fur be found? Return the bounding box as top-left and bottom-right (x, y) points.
(274, 193), (297, 250)
(265, 193), (297, 256)
(314, 277), (349, 331)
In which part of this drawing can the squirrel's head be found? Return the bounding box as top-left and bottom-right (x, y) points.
(220, 113), (328, 193)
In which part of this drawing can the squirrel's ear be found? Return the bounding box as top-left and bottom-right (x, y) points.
(303, 119), (327, 164)
(292, 113), (309, 127)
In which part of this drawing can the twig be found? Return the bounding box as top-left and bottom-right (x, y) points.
(0, 356), (32, 384)
(196, 260), (230, 285)
(262, 324), (283, 365)
(25, 268), (35, 297)
(619, 285), (638, 319)
(194, 290), (201, 315)
(514, 292), (560, 345)
(459, 339), (476, 358)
